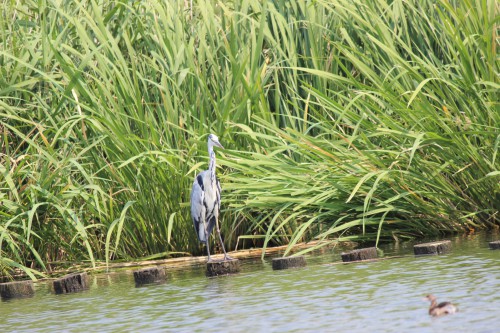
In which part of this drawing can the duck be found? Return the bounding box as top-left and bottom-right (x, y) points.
(425, 294), (458, 317)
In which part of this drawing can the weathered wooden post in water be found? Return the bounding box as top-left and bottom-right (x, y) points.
(206, 259), (240, 277)
(0, 280), (35, 299)
(488, 241), (500, 250)
(414, 240), (451, 255)
(272, 256), (307, 270)
(341, 247), (378, 262)
(133, 267), (166, 286)
(53, 272), (90, 294)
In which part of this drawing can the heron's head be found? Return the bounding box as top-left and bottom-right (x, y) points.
(208, 134), (224, 150)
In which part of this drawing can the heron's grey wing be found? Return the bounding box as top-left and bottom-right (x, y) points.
(190, 172), (206, 242)
(202, 176), (220, 239)
(200, 173), (218, 239)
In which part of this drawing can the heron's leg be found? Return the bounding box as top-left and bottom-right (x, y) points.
(204, 221), (212, 262)
(205, 239), (212, 262)
(215, 218), (232, 260)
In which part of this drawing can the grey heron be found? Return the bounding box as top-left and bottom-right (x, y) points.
(190, 134), (231, 262)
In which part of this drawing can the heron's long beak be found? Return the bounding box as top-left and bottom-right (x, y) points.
(214, 141), (224, 149)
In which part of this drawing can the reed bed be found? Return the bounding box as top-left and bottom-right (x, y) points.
(0, 0), (498, 278)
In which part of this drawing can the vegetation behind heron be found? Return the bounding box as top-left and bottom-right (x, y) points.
(0, 0), (498, 279)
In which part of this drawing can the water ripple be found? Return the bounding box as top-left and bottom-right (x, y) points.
(2, 235), (500, 332)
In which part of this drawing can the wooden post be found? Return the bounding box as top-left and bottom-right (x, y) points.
(0, 280), (35, 299)
(414, 240), (452, 255)
(133, 267), (166, 286)
(206, 259), (240, 277)
(272, 256), (307, 270)
(341, 247), (378, 262)
(53, 272), (90, 294)
(489, 241), (500, 250)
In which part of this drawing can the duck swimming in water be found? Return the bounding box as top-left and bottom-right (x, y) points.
(425, 294), (458, 317)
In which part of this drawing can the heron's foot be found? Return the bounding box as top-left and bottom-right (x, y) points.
(223, 254), (234, 261)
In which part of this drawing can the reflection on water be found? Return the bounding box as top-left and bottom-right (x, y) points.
(2, 233), (500, 333)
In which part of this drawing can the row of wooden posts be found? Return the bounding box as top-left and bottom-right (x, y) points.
(2, 240), (499, 300)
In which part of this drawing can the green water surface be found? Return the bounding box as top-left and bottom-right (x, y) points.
(2, 233), (499, 332)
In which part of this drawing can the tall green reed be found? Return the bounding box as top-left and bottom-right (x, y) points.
(0, 0), (498, 278)
(223, 0), (499, 255)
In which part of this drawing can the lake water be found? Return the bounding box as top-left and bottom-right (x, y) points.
(2, 233), (500, 332)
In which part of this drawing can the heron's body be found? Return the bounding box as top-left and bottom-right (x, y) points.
(190, 134), (230, 262)
(190, 170), (220, 243)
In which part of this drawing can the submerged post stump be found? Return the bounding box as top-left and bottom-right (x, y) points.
(206, 259), (240, 277)
(53, 272), (90, 294)
(272, 256), (307, 270)
(414, 240), (451, 255)
(341, 247), (378, 262)
(489, 241), (500, 250)
(0, 280), (35, 299)
(133, 267), (166, 286)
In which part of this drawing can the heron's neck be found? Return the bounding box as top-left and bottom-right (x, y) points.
(208, 148), (216, 183)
